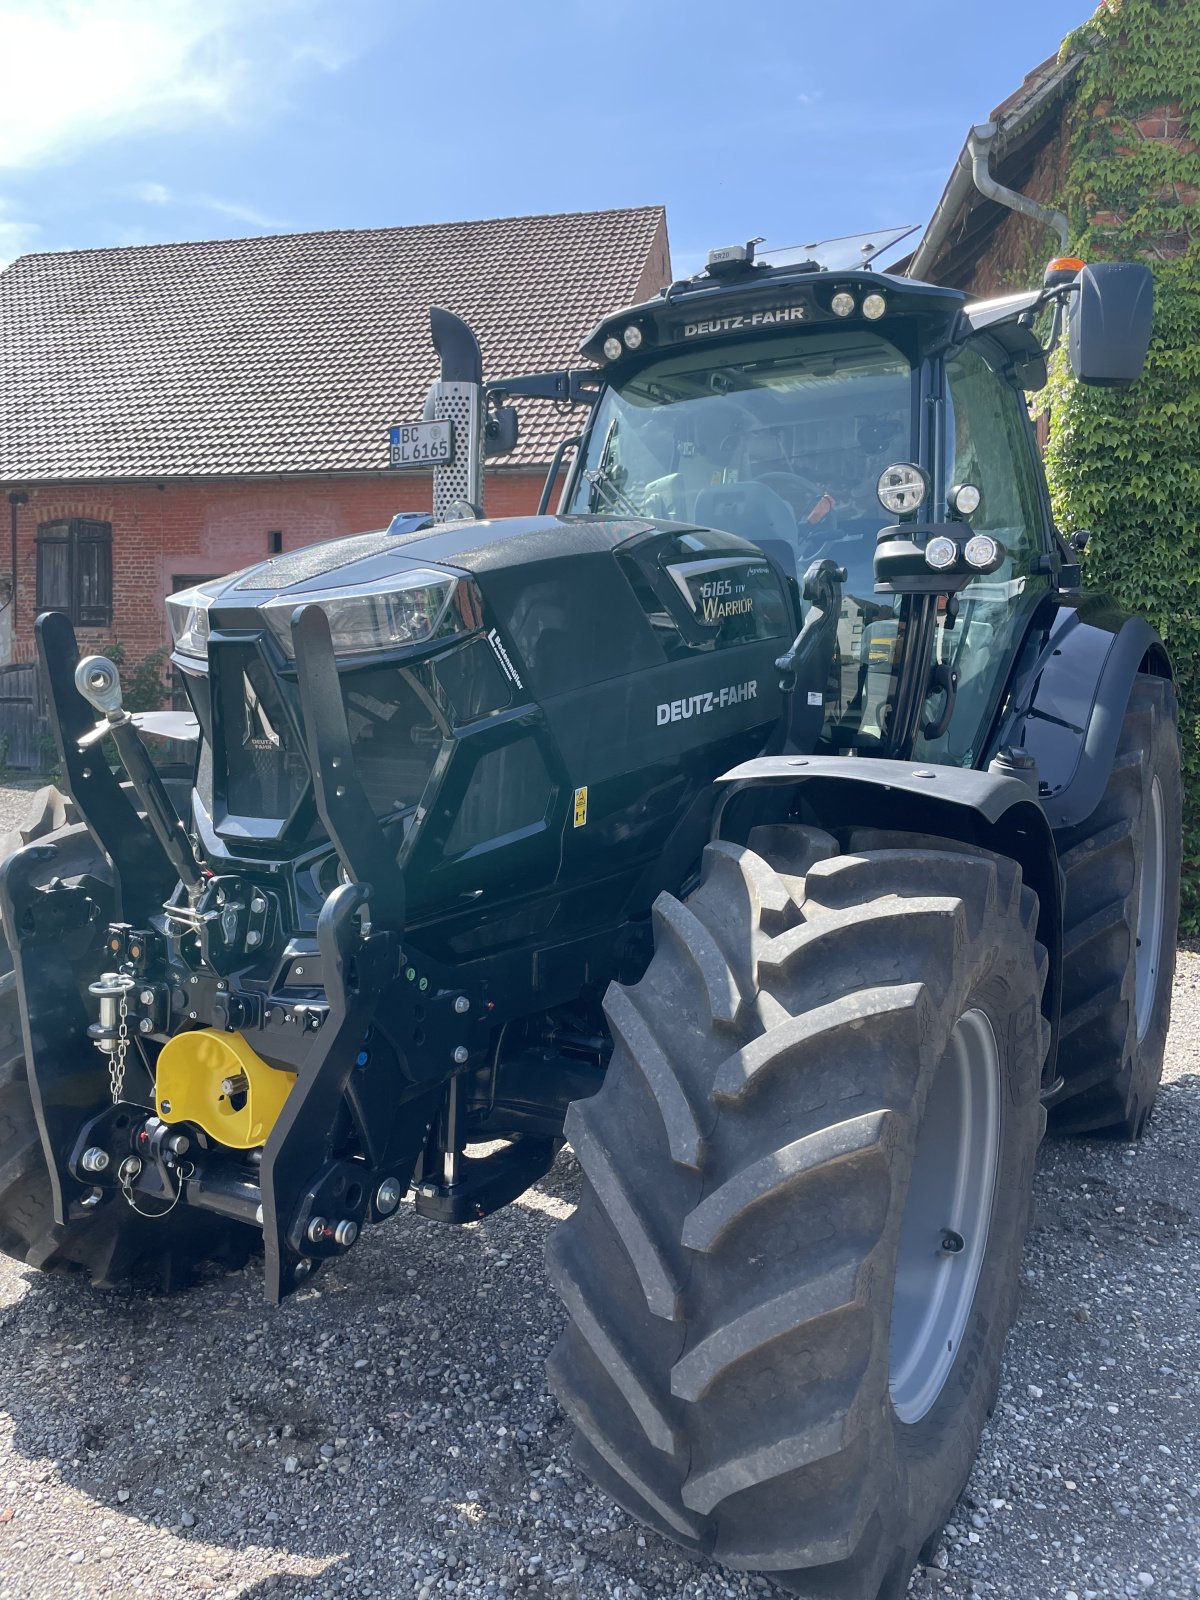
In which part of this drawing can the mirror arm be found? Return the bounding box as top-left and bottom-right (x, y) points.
(486, 371), (601, 407)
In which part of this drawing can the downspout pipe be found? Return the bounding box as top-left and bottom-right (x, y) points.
(4, 492), (26, 623)
(908, 120), (1071, 281)
(966, 122), (1071, 255)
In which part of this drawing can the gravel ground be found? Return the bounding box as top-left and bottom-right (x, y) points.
(0, 778), (1197, 1600)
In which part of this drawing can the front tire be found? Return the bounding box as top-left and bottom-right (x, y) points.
(546, 827), (1048, 1598)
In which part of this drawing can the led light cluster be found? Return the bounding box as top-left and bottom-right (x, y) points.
(603, 324), (645, 361)
(923, 532), (1002, 573)
(831, 290), (886, 320)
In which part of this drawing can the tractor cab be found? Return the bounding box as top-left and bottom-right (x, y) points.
(533, 234), (1151, 770)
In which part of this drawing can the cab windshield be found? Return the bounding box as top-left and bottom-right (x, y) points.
(567, 329), (918, 604)
(568, 330), (919, 747)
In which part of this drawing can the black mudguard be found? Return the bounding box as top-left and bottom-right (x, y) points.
(991, 592), (1172, 832)
(713, 755), (1063, 1089)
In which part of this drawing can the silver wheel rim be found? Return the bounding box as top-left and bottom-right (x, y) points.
(1135, 775), (1165, 1042)
(889, 1008), (1001, 1425)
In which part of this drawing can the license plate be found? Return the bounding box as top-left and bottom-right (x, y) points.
(389, 421), (454, 467)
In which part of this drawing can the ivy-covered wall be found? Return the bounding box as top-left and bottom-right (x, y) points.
(1043, 0), (1200, 927)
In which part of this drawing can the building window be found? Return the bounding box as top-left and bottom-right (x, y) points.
(268, 530), (283, 554)
(36, 519), (113, 626)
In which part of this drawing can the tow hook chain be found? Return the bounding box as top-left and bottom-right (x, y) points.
(112, 984), (130, 1103)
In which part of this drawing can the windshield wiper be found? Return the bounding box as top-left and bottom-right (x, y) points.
(583, 420), (643, 518)
(582, 465), (642, 518)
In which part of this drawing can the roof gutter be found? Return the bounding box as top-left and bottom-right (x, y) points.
(907, 142), (979, 283)
(907, 55), (1080, 282)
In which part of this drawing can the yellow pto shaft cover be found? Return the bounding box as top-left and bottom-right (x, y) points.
(155, 1028), (296, 1148)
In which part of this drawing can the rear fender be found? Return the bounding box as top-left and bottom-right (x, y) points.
(991, 594), (1171, 832)
(713, 755), (1062, 1089)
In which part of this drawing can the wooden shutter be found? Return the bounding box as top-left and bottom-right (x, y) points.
(35, 522), (72, 612)
(75, 521), (113, 626)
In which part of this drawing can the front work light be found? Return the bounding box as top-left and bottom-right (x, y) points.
(603, 336), (623, 361)
(924, 536), (959, 571)
(623, 324), (643, 350)
(963, 534), (1001, 570)
(262, 569), (466, 659)
(877, 462), (930, 516)
(831, 291), (856, 317)
(166, 585), (216, 658)
(862, 292), (887, 320)
(949, 483), (982, 516)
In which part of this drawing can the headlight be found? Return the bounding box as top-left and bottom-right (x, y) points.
(261, 568), (465, 659)
(924, 535), (959, 571)
(963, 534), (1001, 570)
(877, 462), (930, 516)
(166, 585), (216, 657)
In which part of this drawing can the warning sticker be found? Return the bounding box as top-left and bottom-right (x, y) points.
(573, 786), (588, 828)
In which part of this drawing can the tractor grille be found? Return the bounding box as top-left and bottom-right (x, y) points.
(213, 643), (309, 826)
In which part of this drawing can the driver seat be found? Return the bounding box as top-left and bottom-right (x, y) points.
(693, 481), (798, 546)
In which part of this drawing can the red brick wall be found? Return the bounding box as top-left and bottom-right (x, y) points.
(0, 469), (551, 669)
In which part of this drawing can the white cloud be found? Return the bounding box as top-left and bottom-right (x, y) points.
(0, 0), (350, 171)
(196, 195), (285, 228)
(128, 180), (285, 229)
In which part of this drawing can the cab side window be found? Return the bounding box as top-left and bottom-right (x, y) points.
(915, 345), (1050, 767)
(944, 346), (1043, 564)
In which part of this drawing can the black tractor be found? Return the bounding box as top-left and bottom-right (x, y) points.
(0, 234), (1178, 1598)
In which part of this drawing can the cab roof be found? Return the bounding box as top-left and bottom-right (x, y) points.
(582, 258), (967, 372)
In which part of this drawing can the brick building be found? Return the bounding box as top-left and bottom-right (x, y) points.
(0, 206), (670, 675)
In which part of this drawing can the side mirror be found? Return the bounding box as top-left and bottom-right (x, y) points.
(485, 402), (519, 457)
(1068, 261), (1154, 388)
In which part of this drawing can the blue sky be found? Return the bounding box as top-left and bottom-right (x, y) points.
(1, 0), (1092, 279)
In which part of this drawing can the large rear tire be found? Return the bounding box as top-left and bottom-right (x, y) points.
(1048, 675), (1181, 1138)
(546, 827), (1048, 1598)
(0, 788), (254, 1287)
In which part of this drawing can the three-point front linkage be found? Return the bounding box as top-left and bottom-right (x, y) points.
(0, 610), (491, 1302)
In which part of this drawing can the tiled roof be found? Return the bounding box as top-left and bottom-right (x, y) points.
(0, 205), (669, 479)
